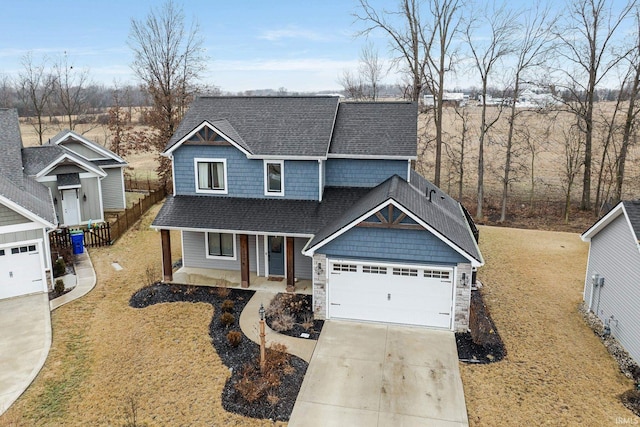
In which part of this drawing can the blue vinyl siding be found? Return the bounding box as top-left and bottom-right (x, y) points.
(317, 227), (466, 265)
(325, 159), (407, 187)
(173, 145), (318, 200)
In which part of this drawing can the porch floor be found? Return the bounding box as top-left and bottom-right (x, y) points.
(170, 267), (312, 295)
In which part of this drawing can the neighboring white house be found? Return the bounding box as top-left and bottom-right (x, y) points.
(424, 92), (468, 107)
(515, 89), (561, 109)
(581, 200), (640, 366)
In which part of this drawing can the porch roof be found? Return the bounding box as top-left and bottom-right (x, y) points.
(151, 187), (371, 235)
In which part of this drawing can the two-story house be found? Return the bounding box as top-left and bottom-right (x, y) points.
(152, 96), (483, 331)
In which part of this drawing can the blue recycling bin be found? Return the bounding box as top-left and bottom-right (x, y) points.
(70, 231), (84, 254)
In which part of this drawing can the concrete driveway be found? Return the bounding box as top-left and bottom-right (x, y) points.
(0, 293), (51, 415)
(289, 321), (468, 426)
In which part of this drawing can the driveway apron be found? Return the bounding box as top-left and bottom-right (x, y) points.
(289, 320), (468, 426)
(0, 293), (51, 415)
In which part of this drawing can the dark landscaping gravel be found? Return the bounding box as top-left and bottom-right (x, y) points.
(456, 290), (506, 364)
(129, 283), (307, 422)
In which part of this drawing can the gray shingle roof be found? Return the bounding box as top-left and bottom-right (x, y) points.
(306, 173), (482, 263)
(0, 109), (56, 225)
(328, 102), (417, 157)
(165, 96), (340, 157)
(623, 201), (640, 240)
(152, 187), (371, 235)
(21, 145), (65, 175)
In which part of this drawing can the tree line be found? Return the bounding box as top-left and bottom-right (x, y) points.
(350, 0), (640, 222)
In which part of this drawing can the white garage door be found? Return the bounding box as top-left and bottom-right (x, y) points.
(0, 243), (46, 299)
(328, 260), (454, 329)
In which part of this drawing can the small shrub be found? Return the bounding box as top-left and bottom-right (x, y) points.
(184, 285), (197, 295)
(266, 390), (280, 406)
(214, 284), (230, 298)
(234, 363), (270, 403)
(271, 313), (294, 332)
(54, 279), (65, 294)
(220, 312), (235, 327)
(53, 258), (66, 277)
(620, 389), (640, 417)
(226, 330), (242, 347)
(221, 299), (234, 312)
(301, 313), (314, 331)
(144, 265), (158, 286)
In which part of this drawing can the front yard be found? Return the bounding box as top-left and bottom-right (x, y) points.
(0, 207), (636, 425)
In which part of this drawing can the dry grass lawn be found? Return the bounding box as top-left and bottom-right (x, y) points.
(0, 204), (283, 426)
(463, 226), (635, 426)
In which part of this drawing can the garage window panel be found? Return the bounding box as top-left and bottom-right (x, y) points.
(11, 248), (19, 254)
(424, 269), (450, 280)
(392, 267), (418, 277)
(0, 249), (4, 256)
(333, 263), (357, 272)
(362, 265), (387, 274)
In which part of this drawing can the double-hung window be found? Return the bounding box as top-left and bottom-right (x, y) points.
(206, 232), (236, 259)
(195, 158), (227, 194)
(264, 160), (284, 196)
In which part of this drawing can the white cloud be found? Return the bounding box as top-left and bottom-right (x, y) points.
(258, 27), (332, 42)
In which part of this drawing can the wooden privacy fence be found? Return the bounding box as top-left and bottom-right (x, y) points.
(49, 187), (167, 250)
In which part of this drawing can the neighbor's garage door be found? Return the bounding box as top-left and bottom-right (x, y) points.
(0, 243), (45, 299)
(328, 260), (454, 329)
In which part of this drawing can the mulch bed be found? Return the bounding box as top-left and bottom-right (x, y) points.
(129, 283), (307, 422)
(456, 289), (506, 364)
(265, 293), (324, 340)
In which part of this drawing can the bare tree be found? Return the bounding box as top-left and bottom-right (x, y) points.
(560, 121), (585, 223)
(498, 2), (557, 222)
(463, 3), (517, 220)
(553, 0), (636, 211)
(0, 74), (14, 108)
(129, 0), (206, 186)
(523, 109), (554, 213)
(359, 43), (387, 100)
(355, 0), (464, 186)
(53, 53), (92, 130)
(614, 6), (640, 202)
(17, 53), (57, 145)
(338, 69), (365, 100)
(355, 0), (427, 102)
(423, 0), (464, 186)
(446, 103), (471, 201)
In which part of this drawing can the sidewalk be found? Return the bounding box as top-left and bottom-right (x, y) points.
(239, 291), (317, 363)
(50, 250), (97, 311)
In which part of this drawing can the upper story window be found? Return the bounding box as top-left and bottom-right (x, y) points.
(264, 160), (284, 196)
(195, 158), (227, 194)
(206, 232), (236, 259)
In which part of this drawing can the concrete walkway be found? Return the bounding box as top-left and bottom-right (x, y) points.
(50, 251), (97, 311)
(0, 250), (96, 416)
(289, 320), (469, 427)
(0, 293), (51, 415)
(239, 291), (317, 363)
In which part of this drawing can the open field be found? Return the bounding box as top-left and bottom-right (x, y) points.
(462, 226), (635, 426)
(0, 207), (635, 425)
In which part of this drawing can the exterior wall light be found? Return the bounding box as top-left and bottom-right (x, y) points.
(460, 272), (468, 286)
(315, 262), (324, 276)
(83, 194), (87, 202)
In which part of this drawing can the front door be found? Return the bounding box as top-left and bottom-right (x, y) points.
(268, 236), (285, 276)
(61, 189), (80, 225)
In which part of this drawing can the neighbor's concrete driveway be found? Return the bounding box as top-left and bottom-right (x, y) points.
(289, 320), (468, 427)
(0, 293), (51, 415)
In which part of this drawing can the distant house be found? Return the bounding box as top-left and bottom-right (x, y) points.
(22, 130), (128, 226)
(0, 109), (57, 299)
(515, 89), (560, 109)
(581, 201), (640, 365)
(424, 92), (468, 107)
(152, 96), (483, 331)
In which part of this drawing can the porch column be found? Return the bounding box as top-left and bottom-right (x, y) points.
(286, 236), (295, 292)
(240, 234), (250, 288)
(161, 229), (172, 282)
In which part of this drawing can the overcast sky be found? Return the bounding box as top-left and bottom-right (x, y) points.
(0, 0), (636, 93)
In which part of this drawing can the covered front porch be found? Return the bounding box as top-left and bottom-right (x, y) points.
(159, 229), (313, 293)
(170, 266), (312, 295)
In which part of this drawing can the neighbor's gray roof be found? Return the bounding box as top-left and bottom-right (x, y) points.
(328, 102), (417, 157)
(165, 96), (340, 157)
(306, 172), (482, 263)
(21, 145), (65, 175)
(623, 201), (640, 240)
(152, 187), (371, 235)
(0, 109), (56, 225)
